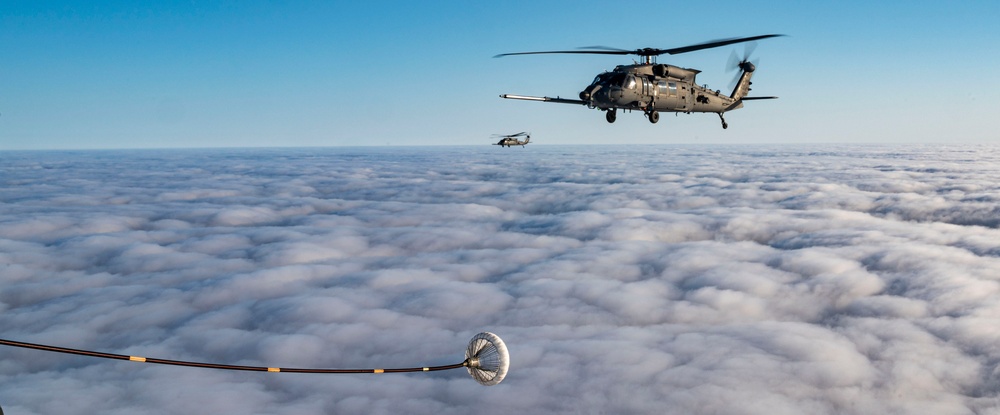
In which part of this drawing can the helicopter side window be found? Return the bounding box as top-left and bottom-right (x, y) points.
(625, 76), (636, 90)
(668, 82), (678, 96)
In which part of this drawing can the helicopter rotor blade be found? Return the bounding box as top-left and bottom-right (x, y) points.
(492, 132), (528, 138)
(494, 50), (629, 58)
(742, 41), (758, 62)
(726, 50), (742, 89)
(728, 73), (741, 91)
(494, 34), (784, 59)
(658, 34), (782, 55)
(727, 50), (741, 72)
(577, 45), (632, 52)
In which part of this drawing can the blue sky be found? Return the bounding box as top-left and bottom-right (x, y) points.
(2, 1), (999, 149)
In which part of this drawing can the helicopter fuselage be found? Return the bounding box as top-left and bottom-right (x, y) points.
(496, 34), (783, 129)
(500, 61), (760, 128)
(492, 133), (530, 147)
(495, 138), (528, 147)
(580, 64), (740, 115)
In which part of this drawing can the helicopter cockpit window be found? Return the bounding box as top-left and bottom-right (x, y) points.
(592, 73), (611, 86)
(606, 73), (626, 87)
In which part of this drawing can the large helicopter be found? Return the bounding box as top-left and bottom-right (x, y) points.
(492, 132), (531, 147)
(495, 34), (783, 129)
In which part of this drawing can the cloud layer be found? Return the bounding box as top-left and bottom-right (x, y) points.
(2, 144), (1000, 414)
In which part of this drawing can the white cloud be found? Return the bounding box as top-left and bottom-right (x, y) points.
(3, 144), (1000, 414)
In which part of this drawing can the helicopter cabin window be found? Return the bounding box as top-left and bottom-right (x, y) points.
(658, 81), (678, 96)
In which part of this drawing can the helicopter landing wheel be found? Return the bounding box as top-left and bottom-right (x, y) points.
(605, 109), (616, 123)
(647, 111), (659, 124)
(718, 113), (728, 129)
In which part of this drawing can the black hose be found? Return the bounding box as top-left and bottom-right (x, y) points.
(0, 338), (465, 374)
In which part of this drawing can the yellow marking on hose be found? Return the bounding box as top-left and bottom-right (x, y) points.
(129, 356), (147, 362)
(374, 369), (384, 374)
(423, 367), (429, 371)
(268, 367), (280, 372)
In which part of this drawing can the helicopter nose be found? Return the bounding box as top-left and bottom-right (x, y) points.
(580, 85), (600, 101)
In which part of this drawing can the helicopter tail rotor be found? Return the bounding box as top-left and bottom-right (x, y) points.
(727, 41), (758, 70)
(728, 39), (770, 102)
(727, 42), (761, 89)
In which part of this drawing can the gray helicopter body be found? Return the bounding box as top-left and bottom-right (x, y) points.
(581, 62), (748, 112)
(493, 132), (530, 147)
(496, 35), (781, 128)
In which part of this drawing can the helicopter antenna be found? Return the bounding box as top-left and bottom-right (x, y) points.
(0, 332), (510, 386)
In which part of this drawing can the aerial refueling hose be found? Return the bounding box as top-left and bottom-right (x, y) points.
(0, 338), (463, 373)
(0, 332), (509, 385)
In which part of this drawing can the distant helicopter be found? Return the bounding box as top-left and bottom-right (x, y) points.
(492, 132), (530, 147)
(495, 34), (783, 129)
